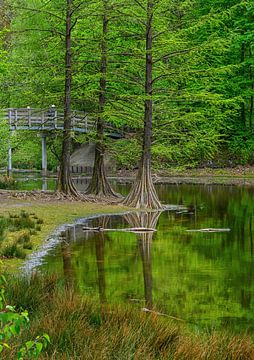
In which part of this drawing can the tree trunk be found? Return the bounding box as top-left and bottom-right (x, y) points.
(57, 0), (78, 196)
(123, 0), (161, 209)
(240, 43), (246, 126)
(86, 1), (118, 198)
(249, 46), (253, 129)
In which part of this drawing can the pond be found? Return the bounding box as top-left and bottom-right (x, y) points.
(24, 183), (254, 333)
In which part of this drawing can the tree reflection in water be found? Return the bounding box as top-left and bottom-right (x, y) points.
(95, 216), (111, 317)
(124, 211), (161, 309)
(61, 228), (75, 289)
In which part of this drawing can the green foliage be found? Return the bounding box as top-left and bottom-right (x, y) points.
(0, 0), (253, 170)
(9, 132), (60, 171)
(0, 274), (50, 359)
(0, 119), (10, 168)
(110, 139), (141, 170)
(229, 129), (254, 164)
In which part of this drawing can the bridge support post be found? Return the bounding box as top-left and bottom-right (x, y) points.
(7, 130), (13, 176)
(41, 133), (47, 175)
(7, 145), (12, 176)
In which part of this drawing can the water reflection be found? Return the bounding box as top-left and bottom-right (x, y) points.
(14, 176), (91, 192)
(35, 184), (254, 332)
(95, 234), (107, 304)
(124, 212), (161, 309)
(42, 178), (48, 191)
(60, 229), (75, 289)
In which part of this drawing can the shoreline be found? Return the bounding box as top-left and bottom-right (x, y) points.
(0, 198), (128, 273)
(21, 210), (132, 275)
(3, 164), (254, 187)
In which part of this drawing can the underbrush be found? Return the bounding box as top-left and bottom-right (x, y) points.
(3, 274), (254, 359)
(0, 211), (43, 259)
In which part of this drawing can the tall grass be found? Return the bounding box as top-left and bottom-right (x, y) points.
(4, 274), (254, 360)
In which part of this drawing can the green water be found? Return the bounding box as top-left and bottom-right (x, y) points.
(36, 184), (254, 332)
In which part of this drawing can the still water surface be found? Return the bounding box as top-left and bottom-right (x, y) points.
(26, 183), (254, 332)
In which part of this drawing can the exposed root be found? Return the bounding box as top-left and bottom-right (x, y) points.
(57, 175), (80, 198)
(123, 163), (162, 209)
(6, 190), (125, 205)
(8, 190), (87, 202)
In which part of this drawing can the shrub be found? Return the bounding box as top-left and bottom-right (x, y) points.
(0, 274), (50, 359)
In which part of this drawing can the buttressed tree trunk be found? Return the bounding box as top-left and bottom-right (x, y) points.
(86, 0), (118, 198)
(57, 0), (79, 197)
(123, 0), (161, 209)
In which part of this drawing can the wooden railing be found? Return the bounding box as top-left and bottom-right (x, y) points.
(3, 108), (94, 133)
(1, 107), (126, 139)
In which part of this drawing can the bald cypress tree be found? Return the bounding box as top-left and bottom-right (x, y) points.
(85, 0), (119, 198)
(123, 0), (161, 209)
(57, 0), (79, 196)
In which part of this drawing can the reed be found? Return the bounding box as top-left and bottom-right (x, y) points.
(4, 274), (254, 360)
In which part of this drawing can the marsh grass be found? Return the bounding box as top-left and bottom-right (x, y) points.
(0, 212), (43, 259)
(3, 274), (254, 360)
(0, 175), (16, 189)
(1, 243), (26, 259)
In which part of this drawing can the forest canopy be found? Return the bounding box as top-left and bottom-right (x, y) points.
(0, 0), (253, 171)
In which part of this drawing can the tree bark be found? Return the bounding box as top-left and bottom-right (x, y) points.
(86, 1), (118, 198)
(240, 43), (246, 126)
(249, 46), (253, 129)
(123, 0), (161, 209)
(57, 0), (78, 196)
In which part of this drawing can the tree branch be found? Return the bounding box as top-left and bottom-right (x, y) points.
(153, 49), (191, 64)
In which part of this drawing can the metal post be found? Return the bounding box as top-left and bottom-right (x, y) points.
(41, 133), (47, 175)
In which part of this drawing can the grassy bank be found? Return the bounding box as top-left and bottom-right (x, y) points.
(0, 195), (127, 272)
(3, 274), (254, 360)
(158, 165), (254, 178)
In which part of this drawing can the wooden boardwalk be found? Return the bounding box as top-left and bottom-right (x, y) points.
(4, 107), (93, 133)
(3, 107), (122, 174)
